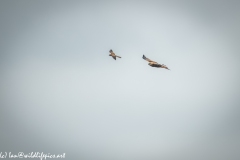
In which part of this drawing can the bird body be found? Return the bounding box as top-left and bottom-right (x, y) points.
(109, 49), (121, 60)
(142, 55), (170, 70)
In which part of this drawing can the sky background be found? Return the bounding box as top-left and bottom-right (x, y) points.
(0, 0), (240, 160)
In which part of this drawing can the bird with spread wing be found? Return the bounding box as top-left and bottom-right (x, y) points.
(142, 55), (170, 70)
(109, 49), (121, 60)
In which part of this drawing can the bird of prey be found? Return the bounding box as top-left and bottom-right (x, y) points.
(109, 49), (121, 60)
(142, 55), (170, 70)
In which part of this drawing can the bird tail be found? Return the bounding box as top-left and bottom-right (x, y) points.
(163, 66), (170, 70)
(160, 64), (169, 70)
(116, 56), (121, 58)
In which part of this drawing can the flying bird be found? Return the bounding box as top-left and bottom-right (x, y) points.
(109, 49), (121, 60)
(142, 55), (170, 70)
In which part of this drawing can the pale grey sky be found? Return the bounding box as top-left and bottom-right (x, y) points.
(1, 1), (240, 160)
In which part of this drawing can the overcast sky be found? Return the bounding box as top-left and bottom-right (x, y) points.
(1, 1), (240, 160)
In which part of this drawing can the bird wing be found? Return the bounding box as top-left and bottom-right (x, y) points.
(142, 55), (157, 63)
(109, 49), (116, 56)
(112, 56), (116, 60)
(109, 49), (113, 53)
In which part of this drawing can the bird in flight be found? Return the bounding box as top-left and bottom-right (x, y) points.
(142, 55), (170, 70)
(109, 49), (121, 60)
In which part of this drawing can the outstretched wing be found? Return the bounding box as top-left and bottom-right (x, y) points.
(142, 55), (157, 63)
(109, 49), (116, 56)
(109, 49), (114, 54)
(112, 56), (116, 60)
